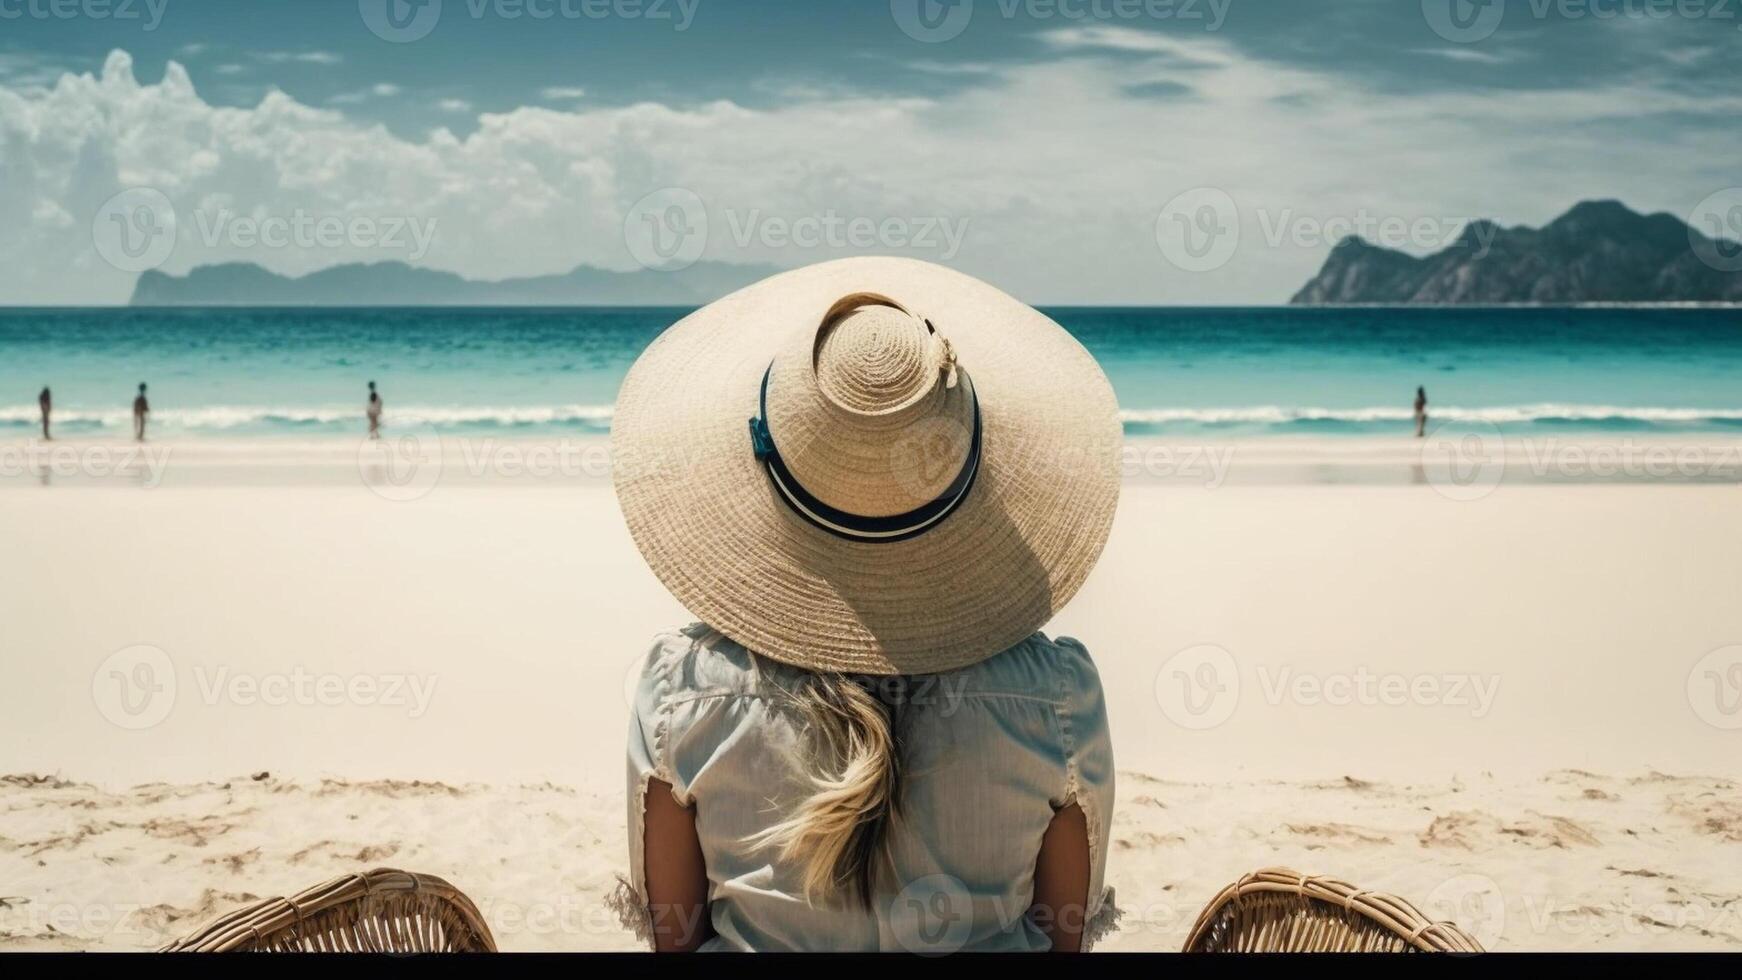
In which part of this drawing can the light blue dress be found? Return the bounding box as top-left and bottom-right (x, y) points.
(613, 623), (1117, 952)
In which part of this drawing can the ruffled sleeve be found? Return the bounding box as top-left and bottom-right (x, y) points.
(1054, 636), (1119, 950)
(612, 631), (683, 949)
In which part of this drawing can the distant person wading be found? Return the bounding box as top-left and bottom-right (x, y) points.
(133, 383), (151, 442)
(1414, 386), (1429, 438)
(38, 386), (51, 440)
(367, 381), (383, 440)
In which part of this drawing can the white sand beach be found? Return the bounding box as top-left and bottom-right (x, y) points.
(2, 436), (1740, 951)
(4, 770), (1739, 951)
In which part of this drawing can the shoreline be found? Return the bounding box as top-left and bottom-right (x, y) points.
(3, 433), (1740, 489)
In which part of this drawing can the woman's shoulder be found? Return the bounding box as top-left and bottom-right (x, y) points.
(952, 631), (1103, 701)
(638, 623), (804, 702)
(637, 625), (1101, 702)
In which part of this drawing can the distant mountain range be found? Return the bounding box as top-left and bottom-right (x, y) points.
(127, 201), (1742, 307)
(1292, 200), (1742, 305)
(129, 260), (781, 306)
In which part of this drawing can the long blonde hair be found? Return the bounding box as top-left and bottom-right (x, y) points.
(751, 670), (907, 907)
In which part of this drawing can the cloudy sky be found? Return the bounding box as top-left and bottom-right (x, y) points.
(1, 0), (1738, 304)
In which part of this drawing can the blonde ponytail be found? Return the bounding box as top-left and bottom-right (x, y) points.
(751, 672), (904, 907)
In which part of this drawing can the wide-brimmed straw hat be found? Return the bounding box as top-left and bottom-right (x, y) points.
(611, 257), (1121, 675)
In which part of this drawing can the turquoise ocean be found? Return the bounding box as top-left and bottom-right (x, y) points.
(2, 307), (1740, 440)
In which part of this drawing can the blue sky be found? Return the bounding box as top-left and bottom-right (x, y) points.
(8, 0), (1734, 132)
(1, 0), (1739, 303)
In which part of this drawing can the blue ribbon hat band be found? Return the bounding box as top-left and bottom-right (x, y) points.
(748, 363), (982, 544)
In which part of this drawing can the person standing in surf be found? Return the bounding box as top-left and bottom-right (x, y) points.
(133, 383), (150, 442)
(366, 381), (383, 440)
(1414, 386), (1429, 438)
(38, 386), (51, 440)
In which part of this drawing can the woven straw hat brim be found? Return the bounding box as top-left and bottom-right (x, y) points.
(611, 257), (1122, 675)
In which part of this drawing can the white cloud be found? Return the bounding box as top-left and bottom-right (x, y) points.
(1408, 47), (1514, 65)
(903, 60), (1000, 76)
(330, 82), (402, 105)
(257, 51), (342, 66)
(1038, 24), (1237, 67)
(1, 46), (1738, 305)
(438, 98), (474, 113)
(1661, 46), (1714, 66)
(0, 53), (72, 90)
(539, 86), (587, 102)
